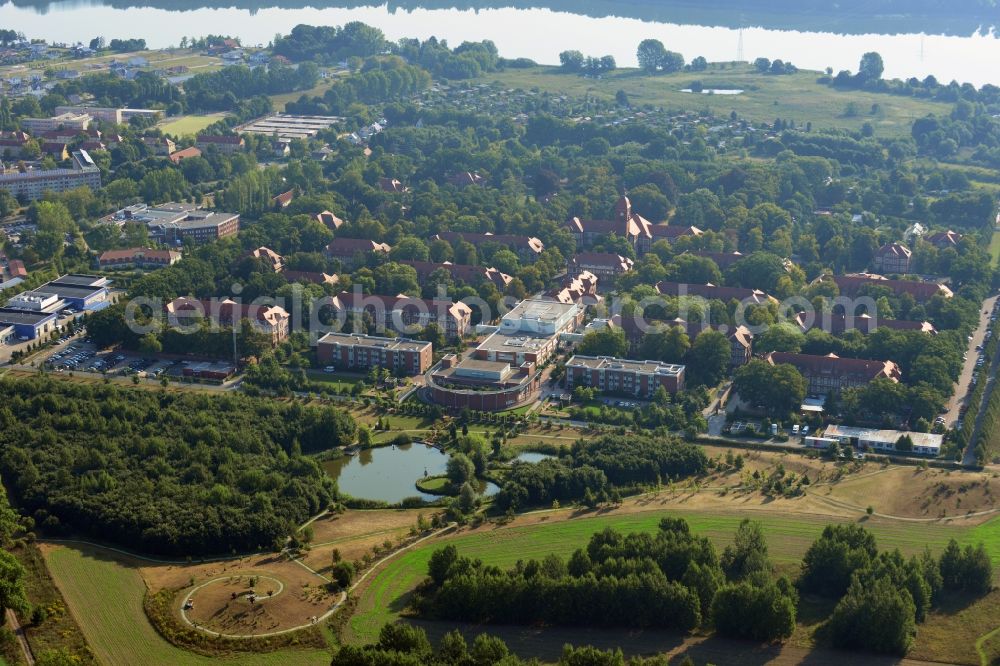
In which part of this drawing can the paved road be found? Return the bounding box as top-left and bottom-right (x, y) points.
(963, 316), (1000, 466)
(944, 295), (998, 427)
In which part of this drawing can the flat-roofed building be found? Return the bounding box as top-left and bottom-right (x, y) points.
(317, 333), (432, 375)
(22, 112), (91, 134)
(821, 425), (942, 456)
(566, 355), (685, 396)
(13, 274), (111, 312)
(106, 203), (239, 244)
(236, 113), (343, 140)
(5, 291), (61, 312)
(0, 151), (101, 200)
(0, 307), (58, 340)
(499, 299), (583, 338)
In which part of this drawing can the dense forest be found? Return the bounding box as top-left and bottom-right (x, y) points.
(0, 378), (357, 555)
(495, 435), (708, 510)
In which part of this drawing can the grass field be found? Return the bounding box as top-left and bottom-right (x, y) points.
(349, 508), (1000, 646)
(158, 113), (227, 137)
(13, 544), (94, 664)
(990, 230), (1000, 268)
(474, 65), (951, 136)
(42, 546), (332, 666)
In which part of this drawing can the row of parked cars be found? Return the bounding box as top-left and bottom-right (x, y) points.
(50, 345), (95, 371)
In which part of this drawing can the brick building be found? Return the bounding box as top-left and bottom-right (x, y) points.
(565, 355), (686, 396)
(316, 333), (432, 375)
(765, 351), (902, 395)
(873, 243), (912, 274)
(328, 292), (472, 340)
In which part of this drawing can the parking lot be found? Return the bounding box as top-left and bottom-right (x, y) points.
(45, 342), (175, 379)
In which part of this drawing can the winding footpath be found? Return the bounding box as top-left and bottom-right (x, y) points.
(6, 608), (34, 666)
(177, 522), (457, 639)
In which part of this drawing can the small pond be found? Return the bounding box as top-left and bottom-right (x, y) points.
(514, 452), (555, 464)
(323, 443), (497, 503)
(680, 88), (744, 95)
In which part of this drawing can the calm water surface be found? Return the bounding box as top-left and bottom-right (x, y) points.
(4, 2), (1000, 84)
(323, 442), (497, 503)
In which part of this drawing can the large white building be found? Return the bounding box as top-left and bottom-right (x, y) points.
(819, 425), (942, 456)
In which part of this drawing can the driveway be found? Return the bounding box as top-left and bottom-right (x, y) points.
(944, 294), (997, 427)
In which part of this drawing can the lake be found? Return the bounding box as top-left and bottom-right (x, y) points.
(323, 442), (497, 504)
(5, 1), (1000, 85)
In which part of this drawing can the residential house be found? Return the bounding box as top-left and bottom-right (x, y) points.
(545, 271), (600, 306)
(196, 134), (244, 155)
(873, 242), (912, 274)
(764, 351), (902, 395)
(399, 260), (512, 290)
(165, 297), (290, 345)
(432, 232), (544, 263)
(793, 312), (936, 335)
(684, 250), (745, 270)
(828, 274), (953, 300)
(324, 238), (391, 269)
(655, 281), (776, 305)
(283, 270), (339, 287)
(447, 171), (485, 187)
(328, 291), (472, 340)
(378, 177), (408, 193)
(271, 189), (295, 209)
(649, 224), (704, 244)
(97, 247), (181, 270)
(926, 230), (962, 249)
(168, 146), (202, 164)
(246, 246), (284, 273)
(567, 252), (634, 283)
(316, 210), (344, 231)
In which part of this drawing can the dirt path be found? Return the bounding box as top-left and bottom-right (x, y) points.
(6, 608), (34, 666)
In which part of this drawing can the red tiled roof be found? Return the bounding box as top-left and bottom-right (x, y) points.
(324, 238), (391, 255)
(433, 232), (544, 254)
(197, 134), (243, 145)
(875, 242), (911, 259)
(830, 274), (952, 299)
(655, 281), (773, 304)
(766, 351), (902, 384)
(168, 146), (202, 163)
(399, 260), (512, 288)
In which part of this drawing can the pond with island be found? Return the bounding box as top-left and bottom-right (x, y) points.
(323, 442), (498, 504)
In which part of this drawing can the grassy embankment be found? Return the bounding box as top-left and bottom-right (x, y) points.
(474, 64), (950, 137)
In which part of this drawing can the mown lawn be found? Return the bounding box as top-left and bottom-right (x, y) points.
(474, 65), (950, 136)
(989, 230), (1000, 267)
(42, 546), (332, 666)
(349, 509), (1000, 646)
